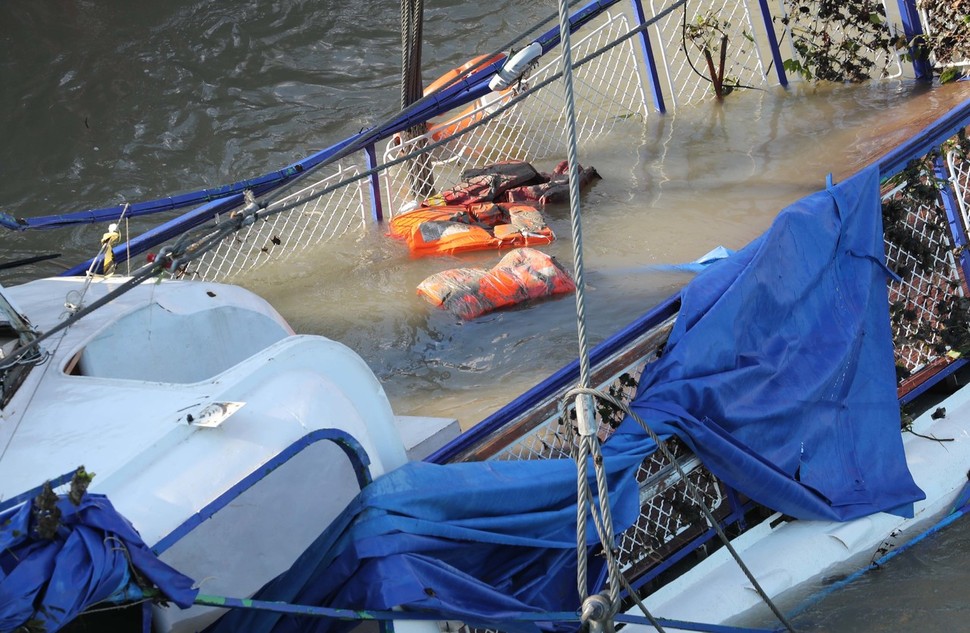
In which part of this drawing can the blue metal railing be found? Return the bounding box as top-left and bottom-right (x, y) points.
(6, 0), (625, 236)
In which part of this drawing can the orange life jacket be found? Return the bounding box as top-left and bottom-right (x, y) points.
(388, 203), (554, 257)
(417, 247), (575, 319)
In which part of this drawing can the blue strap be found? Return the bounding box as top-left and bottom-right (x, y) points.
(0, 470), (76, 515)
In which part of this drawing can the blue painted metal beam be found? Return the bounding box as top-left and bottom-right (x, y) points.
(895, 0), (934, 81)
(629, 0), (667, 112)
(5, 0), (624, 233)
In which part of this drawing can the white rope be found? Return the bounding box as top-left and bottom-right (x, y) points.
(550, 0), (623, 624)
(566, 386), (797, 633)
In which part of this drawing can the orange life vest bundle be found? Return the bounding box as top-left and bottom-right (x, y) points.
(388, 202), (554, 257)
(387, 160), (602, 257)
(417, 247), (576, 319)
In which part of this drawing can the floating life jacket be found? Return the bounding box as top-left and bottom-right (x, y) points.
(505, 159), (602, 205)
(424, 159), (601, 207)
(388, 202), (554, 257)
(417, 247), (575, 319)
(424, 161), (544, 207)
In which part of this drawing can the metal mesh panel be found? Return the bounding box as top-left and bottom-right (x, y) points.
(919, 4), (970, 69)
(187, 164), (368, 281)
(615, 444), (727, 580)
(454, 360), (728, 633)
(775, 0), (903, 81)
(650, 0), (770, 109)
(461, 323), (730, 598)
(882, 173), (966, 389)
(487, 364), (645, 462)
(949, 148), (970, 230)
(381, 11), (648, 216)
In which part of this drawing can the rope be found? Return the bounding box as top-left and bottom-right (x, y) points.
(787, 490), (970, 621)
(618, 572), (667, 633)
(400, 0), (426, 111)
(188, 593), (778, 632)
(399, 0), (435, 199)
(548, 0), (625, 627)
(565, 386), (797, 633)
(67, 204), (130, 316)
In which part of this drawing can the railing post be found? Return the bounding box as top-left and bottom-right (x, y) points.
(629, 0), (668, 113)
(936, 155), (970, 289)
(755, 0), (788, 86)
(364, 144), (385, 222)
(896, 0), (933, 81)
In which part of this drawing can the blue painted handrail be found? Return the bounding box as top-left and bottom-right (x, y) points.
(6, 0), (623, 234)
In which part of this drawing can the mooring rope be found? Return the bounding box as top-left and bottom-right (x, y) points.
(66, 203), (130, 316)
(549, 0), (623, 627)
(400, 0), (436, 199)
(565, 386), (798, 633)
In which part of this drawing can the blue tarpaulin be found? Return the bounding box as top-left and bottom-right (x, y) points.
(0, 492), (197, 633)
(622, 164), (924, 520)
(208, 164), (924, 633)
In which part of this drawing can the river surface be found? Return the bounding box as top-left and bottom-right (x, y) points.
(2, 1), (970, 630)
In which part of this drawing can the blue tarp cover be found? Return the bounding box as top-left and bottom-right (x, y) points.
(622, 164), (925, 521)
(0, 492), (197, 633)
(209, 165), (924, 633)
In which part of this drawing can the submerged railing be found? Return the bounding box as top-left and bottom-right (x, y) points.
(5, 0), (959, 243)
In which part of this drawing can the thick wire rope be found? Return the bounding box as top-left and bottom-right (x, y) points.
(400, 0), (436, 199)
(567, 447), (667, 633)
(565, 386), (797, 633)
(550, 0), (624, 624)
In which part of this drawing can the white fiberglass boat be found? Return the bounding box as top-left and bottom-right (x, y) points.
(3, 0), (970, 631)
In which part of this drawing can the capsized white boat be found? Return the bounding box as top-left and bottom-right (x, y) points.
(0, 276), (458, 632)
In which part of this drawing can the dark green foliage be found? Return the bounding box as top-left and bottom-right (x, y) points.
(911, 0), (970, 83)
(32, 482), (61, 540)
(777, 0), (898, 82)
